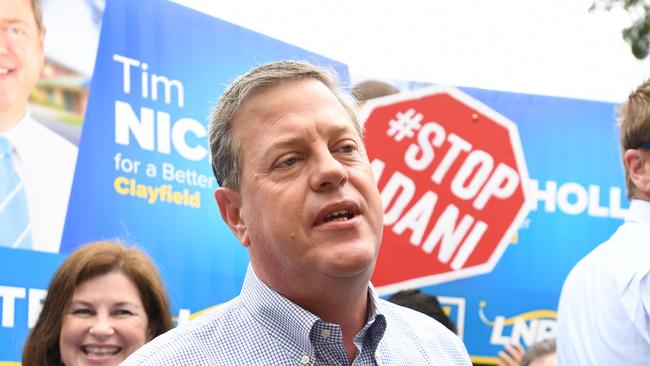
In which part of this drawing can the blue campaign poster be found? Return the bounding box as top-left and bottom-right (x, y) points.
(0, 0), (348, 362)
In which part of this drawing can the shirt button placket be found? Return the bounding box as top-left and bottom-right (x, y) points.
(299, 354), (311, 365)
(320, 328), (331, 338)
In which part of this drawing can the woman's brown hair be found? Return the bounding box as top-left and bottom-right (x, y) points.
(22, 241), (172, 365)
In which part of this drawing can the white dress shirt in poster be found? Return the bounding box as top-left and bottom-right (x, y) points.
(1, 113), (78, 253)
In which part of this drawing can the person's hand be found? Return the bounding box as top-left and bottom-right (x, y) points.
(497, 343), (525, 366)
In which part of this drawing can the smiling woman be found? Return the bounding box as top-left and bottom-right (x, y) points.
(21, 241), (172, 366)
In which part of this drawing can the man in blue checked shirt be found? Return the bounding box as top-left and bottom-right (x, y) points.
(122, 60), (472, 366)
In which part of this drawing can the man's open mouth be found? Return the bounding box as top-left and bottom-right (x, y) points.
(315, 201), (361, 226)
(323, 209), (355, 222)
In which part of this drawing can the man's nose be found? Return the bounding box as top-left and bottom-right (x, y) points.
(88, 315), (116, 338)
(309, 149), (348, 191)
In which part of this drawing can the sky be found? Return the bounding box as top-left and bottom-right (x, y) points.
(42, 0), (650, 103)
(173, 0), (650, 103)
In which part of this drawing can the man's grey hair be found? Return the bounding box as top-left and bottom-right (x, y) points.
(520, 338), (556, 366)
(208, 60), (361, 189)
(31, 0), (44, 31)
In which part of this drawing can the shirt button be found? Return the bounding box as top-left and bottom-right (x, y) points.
(320, 329), (331, 338)
(300, 354), (311, 364)
(375, 352), (381, 363)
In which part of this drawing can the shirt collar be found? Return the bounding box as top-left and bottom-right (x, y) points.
(0, 112), (36, 166)
(366, 283), (384, 319)
(355, 283), (387, 354)
(626, 199), (650, 225)
(239, 265), (387, 356)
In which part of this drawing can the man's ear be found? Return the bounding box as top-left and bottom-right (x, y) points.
(39, 26), (46, 48)
(214, 188), (250, 247)
(624, 149), (650, 196)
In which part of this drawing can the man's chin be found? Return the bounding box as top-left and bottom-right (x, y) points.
(318, 252), (377, 281)
(0, 97), (14, 112)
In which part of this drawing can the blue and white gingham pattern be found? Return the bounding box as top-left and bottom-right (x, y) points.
(122, 265), (472, 365)
(0, 136), (32, 249)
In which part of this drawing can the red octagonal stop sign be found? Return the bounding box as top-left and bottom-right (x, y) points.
(362, 86), (531, 293)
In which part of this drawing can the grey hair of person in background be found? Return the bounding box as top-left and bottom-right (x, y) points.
(520, 338), (556, 366)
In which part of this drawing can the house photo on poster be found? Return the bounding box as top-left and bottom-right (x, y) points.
(34, 0), (103, 146)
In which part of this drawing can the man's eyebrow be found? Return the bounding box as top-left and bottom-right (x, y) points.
(329, 124), (357, 137)
(265, 136), (304, 152)
(264, 125), (357, 151)
(2, 19), (30, 26)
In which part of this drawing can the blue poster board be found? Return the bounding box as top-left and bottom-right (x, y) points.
(0, 0), (347, 361)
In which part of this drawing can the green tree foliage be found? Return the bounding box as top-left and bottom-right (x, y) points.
(591, 0), (650, 59)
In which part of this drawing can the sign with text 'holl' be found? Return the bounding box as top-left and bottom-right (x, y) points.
(363, 86), (531, 293)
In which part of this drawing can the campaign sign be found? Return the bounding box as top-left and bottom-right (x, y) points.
(0, 0), (348, 362)
(363, 87), (531, 292)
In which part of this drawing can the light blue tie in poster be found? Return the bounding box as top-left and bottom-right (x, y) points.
(0, 136), (32, 249)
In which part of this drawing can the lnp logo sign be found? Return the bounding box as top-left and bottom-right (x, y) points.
(363, 86), (531, 293)
(479, 301), (556, 347)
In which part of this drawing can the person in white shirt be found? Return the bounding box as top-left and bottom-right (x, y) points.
(557, 78), (650, 365)
(0, 0), (77, 253)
